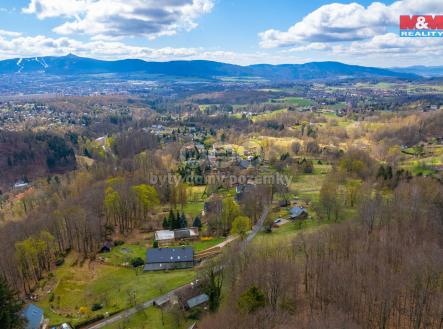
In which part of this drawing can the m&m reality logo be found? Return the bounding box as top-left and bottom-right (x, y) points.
(400, 15), (443, 37)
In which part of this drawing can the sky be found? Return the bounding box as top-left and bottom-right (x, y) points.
(0, 0), (442, 67)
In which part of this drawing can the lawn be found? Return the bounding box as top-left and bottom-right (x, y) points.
(190, 237), (226, 252)
(253, 220), (321, 246)
(37, 257), (196, 326)
(103, 307), (192, 329)
(104, 244), (147, 266)
(182, 200), (204, 219)
(254, 207), (356, 247)
(289, 163), (332, 202)
(162, 237), (226, 253)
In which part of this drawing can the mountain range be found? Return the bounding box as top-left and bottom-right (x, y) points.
(0, 54), (423, 81)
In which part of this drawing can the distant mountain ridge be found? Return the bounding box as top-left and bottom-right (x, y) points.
(0, 54), (419, 80)
(390, 65), (443, 77)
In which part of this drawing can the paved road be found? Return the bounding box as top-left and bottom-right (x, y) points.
(82, 206), (269, 329)
(84, 285), (189, 329)
(245, 206), (269, 244)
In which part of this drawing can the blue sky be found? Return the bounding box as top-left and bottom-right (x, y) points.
(0, 0), (441, 66)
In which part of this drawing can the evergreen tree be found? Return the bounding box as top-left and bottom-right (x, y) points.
(167, 210), (175, 230)
(179, 212), (188, 228)
(193, 216), (202, 228)
(386, 166), (393, 180)
(0, 277), (25, 329)
(377, 165), (386, 179)
(171, 210), (181, 229)
(162, 217), (169, 229)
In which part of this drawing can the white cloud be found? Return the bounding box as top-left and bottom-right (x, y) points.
(23, 0), (214, 39)
(259, 0), (443, 48)
(286, 43), (332, 52)
(338, 33), (443, 56)
(0, 29), (22, 37)
(0, 33), (275, 65)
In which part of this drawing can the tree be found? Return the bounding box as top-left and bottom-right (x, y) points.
(237, 286), (266, 313)
(220, 198), (240, 235)
(167, 210), (175, 230)
(200, 260), (224, 313)
(319, 175), (341, 221)
(179, 212), (188, 229)
(172, 210), (181, 230)
(0, 277), (25, 329)
(162, 217), (169, 229)
(131, 184), (160, 221)
(291, 142), (301, 154)
(231, 216), (251, 240)
(377, 165), (387, 180)
(345, 180), (361, 208)
(192, 216), (202, 228)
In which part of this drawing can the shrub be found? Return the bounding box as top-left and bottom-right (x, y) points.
(55, 258), (65, 267)
(152, 240), (159, 248)
(131, 257), (145, 268)
(238, 286), (266, 313)
(79, 306), (89, 314)
(92, 303), (103, 312)
(114, 240), (125, 246)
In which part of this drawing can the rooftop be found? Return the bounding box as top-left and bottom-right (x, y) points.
(155, 230), (175, 241)
(186, 294), (209, 309)
(146, 247), (194, 264)
(22, 304), (44, 329)
(290, 206), (307, 218)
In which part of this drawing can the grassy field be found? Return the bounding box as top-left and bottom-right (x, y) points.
(399, 143), (443, 176)
(252, 109), (288, 122)
(191, 237), (225, 252)
(182, 200), (204, 219)
(256, 160), (357, 246)
(103, 307), (192, 329)
(37, 257), (196, 326)
(270, 97), (315, 107)
(289, 163), (332, 203)
(253, 220), (321, 246)
(104, 244), (147, 266)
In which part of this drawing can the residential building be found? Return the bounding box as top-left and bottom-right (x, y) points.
(143, 247), (194, 272)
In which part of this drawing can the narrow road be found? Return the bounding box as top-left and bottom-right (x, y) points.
(84, 285), (189, 329)
(82, 206), (270, 329)
(245, 206), (269, 244)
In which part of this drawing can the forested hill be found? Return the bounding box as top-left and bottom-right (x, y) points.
(0, 132), (76, 191)
(0, 54), (418, 80)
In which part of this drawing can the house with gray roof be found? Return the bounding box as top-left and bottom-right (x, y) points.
(143, 247), (194, 272)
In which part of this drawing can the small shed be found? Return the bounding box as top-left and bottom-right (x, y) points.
(155, 230), (175, 244)
(153, 294), (172, 307)
(186, 294), (209, 309)
(174, 228), (199, 241)
(22, 304), (44, 329)
(289, 206), (308, 220)
(14, 180), (29, 189)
